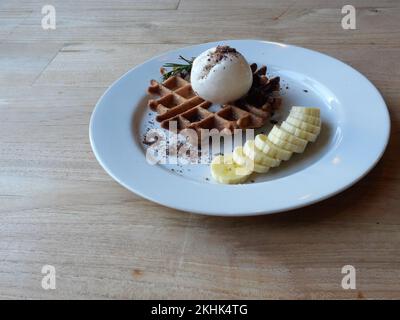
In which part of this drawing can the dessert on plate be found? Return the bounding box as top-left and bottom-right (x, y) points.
(146, 44), (321, 184)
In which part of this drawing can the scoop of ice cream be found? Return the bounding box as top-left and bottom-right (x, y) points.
(190, 46), (253, 104)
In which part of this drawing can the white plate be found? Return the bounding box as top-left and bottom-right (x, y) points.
(89, 40), (390, 216)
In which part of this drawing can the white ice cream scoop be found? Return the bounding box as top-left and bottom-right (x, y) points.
(190, 46), (253, 104)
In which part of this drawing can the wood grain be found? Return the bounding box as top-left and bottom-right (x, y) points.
(0, 0), (399, 299)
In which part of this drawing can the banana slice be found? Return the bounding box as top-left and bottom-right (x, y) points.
(233, 146), (269, 173)
(291, 106), (320, 117)
(211, 154), (252, 184)
(281, 121), (318, 142)
(232, 146), (251, 168)
(289, 111), (321, 126)
(268, 133), (306, 153)
(252, 163), (270, 173)
(254, 134), (292, 161)
(269, 125), (308, 149)
(286, 116), (321, 135)
(243, 140), (281, 167)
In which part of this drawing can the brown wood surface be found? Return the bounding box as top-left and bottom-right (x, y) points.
(0, 0), (399, 299)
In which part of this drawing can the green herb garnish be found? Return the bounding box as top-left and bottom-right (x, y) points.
(162, 55), (194, 80)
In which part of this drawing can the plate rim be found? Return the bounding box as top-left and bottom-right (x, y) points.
(89, 39), (391, 216)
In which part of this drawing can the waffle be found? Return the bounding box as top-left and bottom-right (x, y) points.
(147, 63), (281, 139)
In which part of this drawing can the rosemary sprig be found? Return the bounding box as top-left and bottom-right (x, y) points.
(162, 55), (194, 80)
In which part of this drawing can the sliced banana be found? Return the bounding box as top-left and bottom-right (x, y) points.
(243, 140), (281, 167)
(233, 146), (269, 173)
(291, 106), (320, 117)
(268, 132), (306, 153)
(254, 134), (292, 161)
(289, 111), (321, 126)
(211, 154), (252, 184)
(269, 125), (308, 149)
(209, 106), (322, 184)
(286, 116), (321, 135)
(281, 121), (318, 142)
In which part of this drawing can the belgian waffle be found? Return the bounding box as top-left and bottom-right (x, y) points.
(147, 63), (281, 138)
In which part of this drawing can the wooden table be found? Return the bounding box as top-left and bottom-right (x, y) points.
(1, 0), (399, 299)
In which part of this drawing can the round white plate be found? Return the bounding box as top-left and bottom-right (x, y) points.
(89, 40), (390, 216)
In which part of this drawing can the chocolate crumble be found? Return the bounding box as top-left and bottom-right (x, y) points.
(212, 45), (238, 62)
(202, 45), (238, 77)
